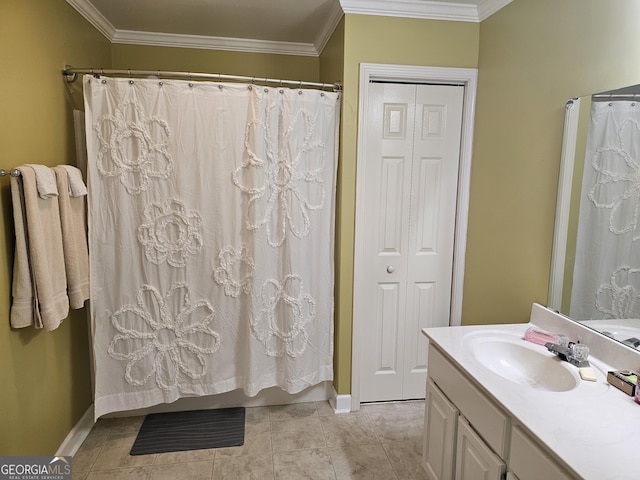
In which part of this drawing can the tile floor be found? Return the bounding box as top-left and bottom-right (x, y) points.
(72, 400), (428, 479)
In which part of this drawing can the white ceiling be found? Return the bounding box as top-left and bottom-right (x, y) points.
(66, 0), (512, 56)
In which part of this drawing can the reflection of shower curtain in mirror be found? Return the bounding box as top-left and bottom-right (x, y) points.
(83, 75), (339, 418)
(571, 101), (640, 320)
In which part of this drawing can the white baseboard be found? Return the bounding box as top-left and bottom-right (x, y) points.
(329, 387), (351, 414)
(56, 405), (95, 456)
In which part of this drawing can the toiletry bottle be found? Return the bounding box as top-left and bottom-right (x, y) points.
(524, 327), (569, 347)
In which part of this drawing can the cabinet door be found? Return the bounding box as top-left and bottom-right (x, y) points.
(455, 416), (505, 480)
(424, 379), (459, 480)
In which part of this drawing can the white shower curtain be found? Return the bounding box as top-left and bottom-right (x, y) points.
(83, 75), (339, 418)
(571, 100), (640, 320)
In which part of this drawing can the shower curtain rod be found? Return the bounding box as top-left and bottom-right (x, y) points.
(63, 66), (342, 91)
(592, 93), (640, 101)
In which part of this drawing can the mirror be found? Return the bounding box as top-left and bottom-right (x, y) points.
(550, 84), (640, 350)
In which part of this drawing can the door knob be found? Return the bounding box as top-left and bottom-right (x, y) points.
(387, 265), (395, 273)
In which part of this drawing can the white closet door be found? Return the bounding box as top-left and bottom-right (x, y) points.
(358, 82), (464, 402)
(402, 84), (464, 399)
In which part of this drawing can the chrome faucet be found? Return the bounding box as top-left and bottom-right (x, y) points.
(545, 341), (590, 368)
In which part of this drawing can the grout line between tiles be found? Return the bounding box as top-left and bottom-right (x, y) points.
(78, 400), (427, 479)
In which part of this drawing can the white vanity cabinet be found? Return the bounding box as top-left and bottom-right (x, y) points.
(424, 346), (506, 480)
(424, 344), (577, 480)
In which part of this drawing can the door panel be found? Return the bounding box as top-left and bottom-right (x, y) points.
(359, 82), (464, 402)
(403, 85), (464, 399)
(379, 156), (406, 253)
(408, 281), (435, 373)
(456, 417), (506, 480)
(414, 157), (441, 252)
(375, 282), (401, 374)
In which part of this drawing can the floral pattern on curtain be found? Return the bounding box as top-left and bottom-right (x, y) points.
(571, 101), (640, 320)
(84, 76), (339, 418)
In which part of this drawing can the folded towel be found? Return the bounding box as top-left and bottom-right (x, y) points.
(10, 166), (69, 330)
(53, 166), (89, 308)
(58, 165), (87, 197)
(24, 164), (58, 198)
(10, 175), (35, 328)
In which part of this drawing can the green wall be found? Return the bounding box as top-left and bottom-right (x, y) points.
(464, 0), (640, 325)
(0, 2), (328, 456)
(0, 0), (111, 455)
(111, 16), (479, 400)
(8, 0), (640, 452)
(111, 44), (320, 82)
(319, 18), (345, 88)
(319, 18), (346, 391)
(334, 14), (480, 393)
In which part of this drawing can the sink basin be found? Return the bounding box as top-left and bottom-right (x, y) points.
(465, 332), (579, 392)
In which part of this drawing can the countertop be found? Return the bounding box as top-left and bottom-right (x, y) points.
(423, 322), (640, 480)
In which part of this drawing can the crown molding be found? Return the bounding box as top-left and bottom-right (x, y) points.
(111, 30), (319, 56)
(339, 0), (479, 22)
(66, 0), (512, 56)
(315, 1), (345, 55)
(66, 0), (321, 56)
(66, 0), (116, 39)
(339, 0), (512, 22)
(477, 0), (513, 21)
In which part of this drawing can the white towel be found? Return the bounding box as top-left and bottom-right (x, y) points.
(58, 165), (88, 197)
(10, 166), (69, 330)
(53, 166), (90, 308)
(10, 175), (35, 328)
(24, 164), (58, 198)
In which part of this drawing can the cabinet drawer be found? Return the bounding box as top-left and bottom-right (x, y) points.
(510, 426), (575, 480)
(428, 345), (510, 458)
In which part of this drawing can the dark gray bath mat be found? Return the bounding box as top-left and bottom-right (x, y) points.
(130, 407), (245, 455)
